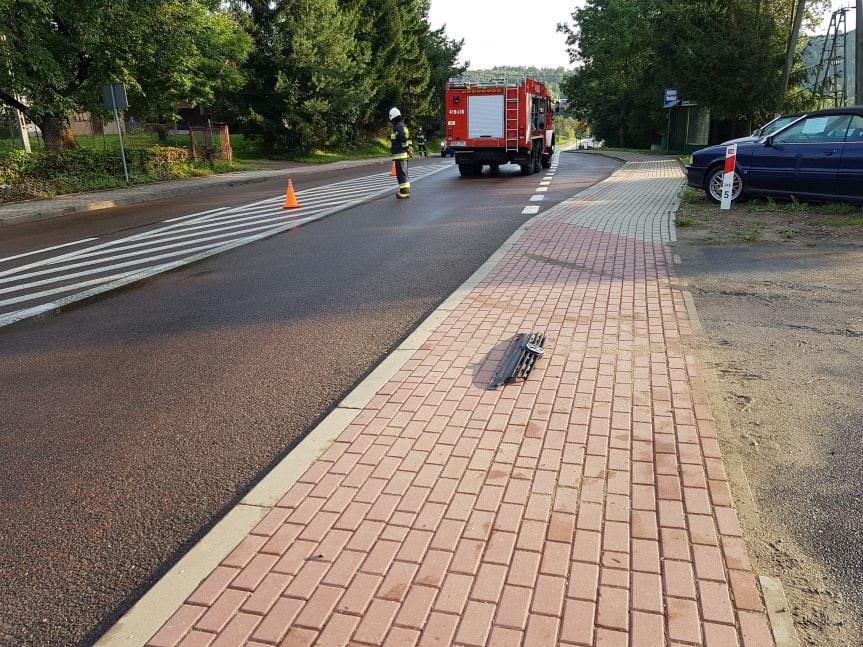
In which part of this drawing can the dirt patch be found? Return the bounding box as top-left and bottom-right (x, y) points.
(673, 193), (863, 646)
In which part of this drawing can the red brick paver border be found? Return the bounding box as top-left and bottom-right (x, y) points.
(144, 160), (773, 647)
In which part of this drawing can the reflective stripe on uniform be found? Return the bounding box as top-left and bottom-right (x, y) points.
(399, 182), (411, 189)
(392, 153), (408, 160)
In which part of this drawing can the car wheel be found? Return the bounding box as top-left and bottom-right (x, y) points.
(705, 165), (744, 204)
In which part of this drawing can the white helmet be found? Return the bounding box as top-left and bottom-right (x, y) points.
(389, 107), (401, 121)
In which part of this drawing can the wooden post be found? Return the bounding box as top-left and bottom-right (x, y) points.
(188, 128), (198, 161)
(220, 125), (233, 164)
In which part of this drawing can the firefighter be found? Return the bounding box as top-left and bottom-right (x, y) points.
(389, 107), (412, 199)
(416, 128), (428, 157)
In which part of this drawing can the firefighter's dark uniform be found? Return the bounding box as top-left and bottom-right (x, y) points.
(416, 130), (427, 157)
(390, 119), (412, 198)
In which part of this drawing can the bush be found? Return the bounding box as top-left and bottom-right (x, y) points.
(0, 149), (32, 184)
(143, 146), (190, 177)
(0, 146), (196, 201)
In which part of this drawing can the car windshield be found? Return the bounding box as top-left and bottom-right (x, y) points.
(760, 115), (798, 136)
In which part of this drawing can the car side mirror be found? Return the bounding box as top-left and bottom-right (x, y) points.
(764, 135), (774, 147)
(752, 128), (762, 137)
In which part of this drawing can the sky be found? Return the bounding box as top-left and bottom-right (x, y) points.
(427, 0), (581, 70)
(811, 0), (858, 33)
(427, 0), (855, 72)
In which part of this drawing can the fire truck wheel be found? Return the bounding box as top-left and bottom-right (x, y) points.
(520, 161), (532, 176)
(541, 153), (552, 169)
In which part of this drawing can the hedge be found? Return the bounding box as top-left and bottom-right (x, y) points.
(0, 146), (193, 202)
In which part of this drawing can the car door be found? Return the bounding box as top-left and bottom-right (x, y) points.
(746, 132), (799, 192)
(748, 115), (849, 196)
(794, 115), (850, 197)
(837, 115), (863, 199)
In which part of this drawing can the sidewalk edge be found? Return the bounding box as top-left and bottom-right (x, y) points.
(95, 155), (585, 647)
(759, 575), (802, 647)
(677, 255), (797, 647)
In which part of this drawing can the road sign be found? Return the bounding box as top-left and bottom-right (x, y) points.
(720, 144), (738, 210)
(101, 83), (128, 110)
(101, 83), (130, 183)
(663, 88), (679, 108)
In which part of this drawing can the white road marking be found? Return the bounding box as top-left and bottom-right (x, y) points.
(0, 271), (139, 307)
(0, 238), (98, 265)
(0, 162), (453, 322)
(0, 239), (233, 294)
(162, 204), (240, 223)
(535, 187), (548, 192)
(522, 206), (540, 215)
(529, 195), (545, 202)
(0, 165), (444, 281)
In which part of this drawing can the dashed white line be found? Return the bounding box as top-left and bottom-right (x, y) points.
(529, 194), (545, 202)
(522, 206), (540, 215)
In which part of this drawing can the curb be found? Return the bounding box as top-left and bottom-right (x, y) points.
(0, 164), (452, 330)
(96, 153), (589, 646)
(674, 240), (801, 647)
(0, 157), (396, 227)
(570, 149), (686, 171)
(760, 576), (801, 647)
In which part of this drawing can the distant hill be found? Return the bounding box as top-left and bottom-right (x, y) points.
(458, 66), (570, 98)
(802, 29), (856, 104)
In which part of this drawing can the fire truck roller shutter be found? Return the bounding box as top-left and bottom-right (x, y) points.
(468, 94), (504, 139)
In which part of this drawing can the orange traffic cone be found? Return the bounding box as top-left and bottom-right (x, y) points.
(390, 160), (397, 177)
(283, 178), (300, 209)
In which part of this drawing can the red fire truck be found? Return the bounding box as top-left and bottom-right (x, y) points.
(444, 78), (556, 177)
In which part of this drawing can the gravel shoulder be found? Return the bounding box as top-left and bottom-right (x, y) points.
(672, 193), (863, 646)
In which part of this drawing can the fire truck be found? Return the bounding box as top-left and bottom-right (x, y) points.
(444, 78), (556, 177)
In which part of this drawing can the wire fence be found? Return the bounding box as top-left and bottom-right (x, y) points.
(0, 107), (236, 203)
(0, 108), (232, 161)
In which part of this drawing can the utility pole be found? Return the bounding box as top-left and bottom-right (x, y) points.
(857, 0), (862, 105)
(780, 0), (807, 111)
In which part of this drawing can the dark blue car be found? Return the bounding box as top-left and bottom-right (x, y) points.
(687, 107), (863, 204)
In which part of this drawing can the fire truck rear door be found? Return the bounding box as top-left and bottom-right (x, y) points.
(468, 94), (504, 139)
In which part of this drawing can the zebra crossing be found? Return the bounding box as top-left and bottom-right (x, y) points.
(0, 162), (452, 327)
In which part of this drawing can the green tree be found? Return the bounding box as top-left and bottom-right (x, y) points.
(422, 24), (466, 132)
(127, 2), (251, 138)
(0, 0), (250, 149)
(339, 0), (434, 131)
(559, 0), (832, 148)
(226, 0), (371, 152)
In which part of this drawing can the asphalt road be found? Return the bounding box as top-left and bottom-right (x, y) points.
(0, 150), (619, 646)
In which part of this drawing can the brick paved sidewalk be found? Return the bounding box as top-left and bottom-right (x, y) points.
(143, 160), (774, 647)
